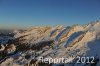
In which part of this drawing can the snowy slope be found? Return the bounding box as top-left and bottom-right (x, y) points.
(0, 22), (100, 66)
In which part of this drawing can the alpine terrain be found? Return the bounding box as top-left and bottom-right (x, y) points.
(0, 21), (100, 66)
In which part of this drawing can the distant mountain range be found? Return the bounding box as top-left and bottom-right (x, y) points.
(0, 21), (100, 66)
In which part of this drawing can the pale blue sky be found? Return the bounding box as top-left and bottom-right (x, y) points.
(0, 0), (100, 28)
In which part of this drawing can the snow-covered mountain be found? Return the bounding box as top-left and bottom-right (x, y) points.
(0, 22), (100, 66)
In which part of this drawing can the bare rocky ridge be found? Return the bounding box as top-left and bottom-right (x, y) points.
(0, 22), (100, 66)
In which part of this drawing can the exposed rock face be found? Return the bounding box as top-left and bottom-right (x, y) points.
(0, 45), (5, 52)
(5, 44), (16, 54)
(0, 22), (100, 66)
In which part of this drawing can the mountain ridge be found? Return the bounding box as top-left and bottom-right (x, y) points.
(0, 21), (100, 66)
